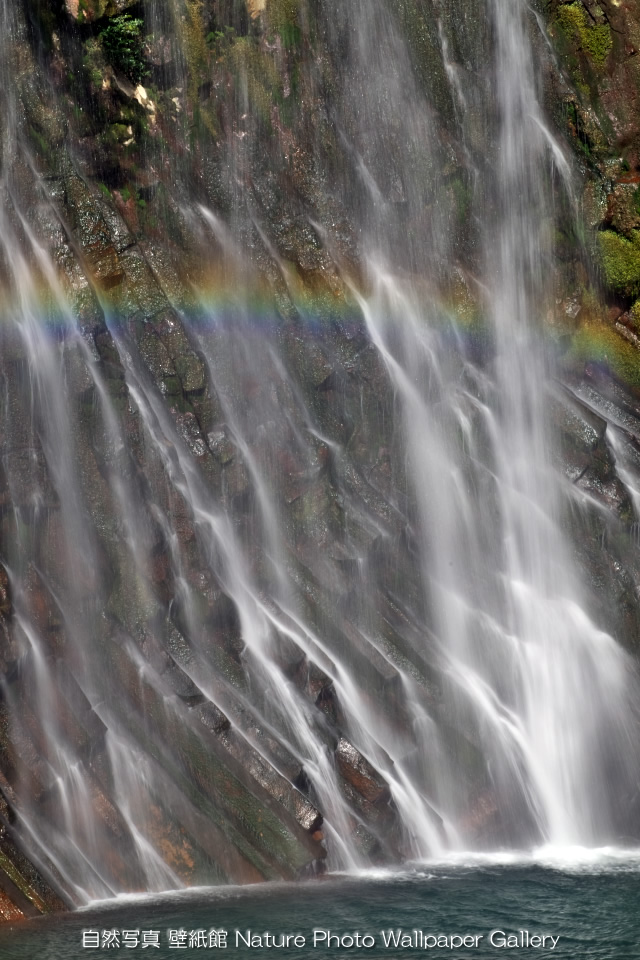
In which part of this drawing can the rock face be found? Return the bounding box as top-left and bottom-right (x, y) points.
(542, 0), (640, 391)
(0, 0), (639, 922)
(65, 0), (140, 22)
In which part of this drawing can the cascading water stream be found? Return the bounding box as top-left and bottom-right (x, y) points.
(345, 0), (640, 848)
(479, 0), (637, 844)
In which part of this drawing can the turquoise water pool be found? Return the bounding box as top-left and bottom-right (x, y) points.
(2, 852), (639, 960)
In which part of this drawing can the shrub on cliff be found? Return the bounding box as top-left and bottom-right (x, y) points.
(99, 14), (148, 84)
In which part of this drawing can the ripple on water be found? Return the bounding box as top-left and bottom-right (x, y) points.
(2, 863), (640, 960)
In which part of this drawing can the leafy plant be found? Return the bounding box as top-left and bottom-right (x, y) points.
(99, 15), (148, 84)
(206, 26), (236, 54)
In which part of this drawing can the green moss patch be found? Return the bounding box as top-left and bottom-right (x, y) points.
(555, 3), (612, 69)
(568, 321), (640, 390)
(599, 230), (640, 297)
(266, 0), (300, 44)
(226, 37), (282, 122)
(267, 0), (299, 25)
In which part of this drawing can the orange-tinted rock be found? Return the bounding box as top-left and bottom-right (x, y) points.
(0, 890), (24, 922)
(335, 738), (390, 805)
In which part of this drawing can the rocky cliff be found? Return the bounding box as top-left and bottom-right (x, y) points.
(0, 0), (640, 921)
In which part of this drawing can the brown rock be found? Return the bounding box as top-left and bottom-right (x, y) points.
(335, 738), (390, 805)
(0, 890), (24, 922)
(65, 0), (139, 22)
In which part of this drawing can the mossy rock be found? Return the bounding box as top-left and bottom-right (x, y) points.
(599, 230), (640, 297)
(65, 0), (108, 22)
(608, 184), (640, 237)
(394, 0), (456, 127)
(65, 0), (139, 23)
(104, 122), (132, 146)
(568, 320), (640, 391)
(225, 37), (282, 121)
(554, 3), (612, 70)
(266, 0), (300, 45)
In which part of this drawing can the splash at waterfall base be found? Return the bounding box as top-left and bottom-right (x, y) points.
(3, 862), (640, 959)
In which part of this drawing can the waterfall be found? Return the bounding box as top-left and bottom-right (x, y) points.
(0, 0), (638, 908)
(350, 0), (640, 848)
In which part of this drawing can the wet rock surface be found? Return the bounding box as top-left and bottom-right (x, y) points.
(0, 0), (639, 922)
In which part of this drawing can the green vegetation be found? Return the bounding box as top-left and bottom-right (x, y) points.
(569, 322), (640, 390)
(99, 15), (148, 84)
(82, 37), (107, 93)
(206, 27), (236, 50)
(183, 0), (207, 94)
(226, 37), (282, 122)
(555, 3), (612, 68)
(566, 101), (595, 161)
(599, 230), (640, 297)
(449, 176), (473, 224)
(266, 0), (300, 46)
(29, 126), (50, 158)
(104, 122), (132, 147)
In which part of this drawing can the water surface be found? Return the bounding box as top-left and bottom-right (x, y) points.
(2, 854), (638, 960)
